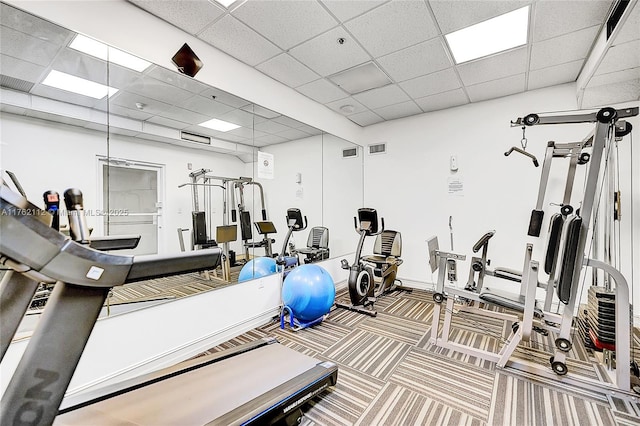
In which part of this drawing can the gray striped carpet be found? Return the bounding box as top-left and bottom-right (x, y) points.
(199, 288), (640, 425)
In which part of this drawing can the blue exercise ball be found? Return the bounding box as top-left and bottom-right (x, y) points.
(238, 257), (278, 282)
(282, 264), (335, 322)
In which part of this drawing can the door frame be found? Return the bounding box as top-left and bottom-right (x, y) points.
(96, 155), (165, 254)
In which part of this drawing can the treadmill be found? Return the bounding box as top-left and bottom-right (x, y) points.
(0, 179), (338, 426)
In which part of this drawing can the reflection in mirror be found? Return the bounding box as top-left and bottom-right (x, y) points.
(0, 4), (363, 331)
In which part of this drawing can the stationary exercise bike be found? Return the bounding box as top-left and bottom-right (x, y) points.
(276, 208), (307, 277)
(335, 208), (409, 317)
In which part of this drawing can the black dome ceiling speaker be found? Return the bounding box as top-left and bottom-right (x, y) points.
(171, 43), (203, 78)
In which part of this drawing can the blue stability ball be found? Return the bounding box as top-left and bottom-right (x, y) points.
(282, 264), (336, 322)
(238, 257), (278, 282)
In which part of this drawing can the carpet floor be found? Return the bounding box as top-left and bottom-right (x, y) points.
(199, 288), (640, 426)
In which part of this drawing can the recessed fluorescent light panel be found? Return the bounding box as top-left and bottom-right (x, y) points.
(445, 6), (529, 64)
(41, 70), (118, 99)
(199, 118), (241, 132)
(70, 34), (152, 72)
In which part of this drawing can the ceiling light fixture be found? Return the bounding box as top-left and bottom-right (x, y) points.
(445, 6), (529, 64)
(340, 104), (355, 114)
(70, 34), (152, 72)
(41, 70), (118, 99)
(198, 118), (241, 132)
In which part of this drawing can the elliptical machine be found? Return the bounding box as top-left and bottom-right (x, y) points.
(336, 208), (408, 317)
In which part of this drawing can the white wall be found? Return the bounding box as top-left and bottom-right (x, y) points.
(361, 83), (639, 319)
(253, 134), (363, 260)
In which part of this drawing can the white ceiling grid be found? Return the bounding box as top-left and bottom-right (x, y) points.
(126, 0), (636, 127)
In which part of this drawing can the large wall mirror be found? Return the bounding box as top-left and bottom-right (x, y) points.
(0, 3), (363, 328)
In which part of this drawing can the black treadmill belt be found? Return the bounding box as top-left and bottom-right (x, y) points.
(54, 343), (332, 425)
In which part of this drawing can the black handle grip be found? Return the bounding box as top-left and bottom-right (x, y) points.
(231, 210), (237, 222)
(64, 188), (83, 210)
(527, 209), (544, 237)
(262, 209), (267, 221)
(43, 190), (60, 231)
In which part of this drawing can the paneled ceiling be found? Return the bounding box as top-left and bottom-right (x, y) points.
(0, 1), (322, 159)
(128, 0), (640, 126)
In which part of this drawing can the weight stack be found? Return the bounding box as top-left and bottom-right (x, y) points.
(586, 286), (616, 351)
(577, 304), (594, 350)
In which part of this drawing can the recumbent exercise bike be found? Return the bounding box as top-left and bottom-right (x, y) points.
(335, 208), (410, 317)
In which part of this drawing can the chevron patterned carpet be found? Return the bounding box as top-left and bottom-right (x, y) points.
(199, 288), (640, 425)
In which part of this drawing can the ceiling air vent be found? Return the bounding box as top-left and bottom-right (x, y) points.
(181, 131), (210, 145)
(342, 147), (358, 158)
(368, 143), (386, 155)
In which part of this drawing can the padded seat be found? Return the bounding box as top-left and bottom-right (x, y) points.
(480, 287), (543, 318)
(296, 226), (329, 263)
(362, 230), (402, 284)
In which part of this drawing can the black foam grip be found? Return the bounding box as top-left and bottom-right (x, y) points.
(472, 231), (495, 253)
(231, 209), (237, 222)
(43, 191), (60, 231)
(527, 210), (544, 237)
(262, 209), (267, 220)
(63, 188), (83, 210)
(557, 216), (582, 304)
(544, 214), (564, 274)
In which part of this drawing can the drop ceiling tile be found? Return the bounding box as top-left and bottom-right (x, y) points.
(243, 104), (281, 119)
(176, 95), (236, 117)
(219, 108), (256, 127)
(353, 84), (411, 110)
(146, 65), (211, 94)
(613, 1), (640, 46)
(256, 53), (318, 88)
(296, 78), (348, 104)
(532, 0), (610, 42)
(429, 0), (530, 34)
(595, 40), (640, 75)
(289, 27), (370, 77)
(109, 91), (173, 116)
(344, 1), (438, 57)
(227, 126), (268, 139)
(278, 128), (313, 141)
(528, 59), (583, 90)
(254, 119), (291, 134)
(272, 115), (307, 129)
(1, 3), (71, 46)
(320, 0), (386, 22)
(48, 49), (113, 85)
(414, 88), (468, 112)
(325, 97), (368, 115)
(298, 124), (322, 136)
(347, 110), (384, 126)
(200, 87), (251, 109)
(253, 134), (289, 145)
(373, 100), (422, 120)
(1, 27), (62, 67)
(232, 0), (338, 50)
(377, 38), (452, 82)
(121, 76), (194, 104)
(588, 67), (640, 88)
(466, 73), (525, 102)
(128, 0), (224, 35)
(0, 54), (46, 83)
(198, 15), (281, 66)
(582, 78), (640, 107)
(159, 105), (210, 125)
(530, 25), (600, 70)
(457, 47), (527, 86)
(399, 68), (461, 98)
(146, 114), (190, 130)
(98, 104), (152, 121)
